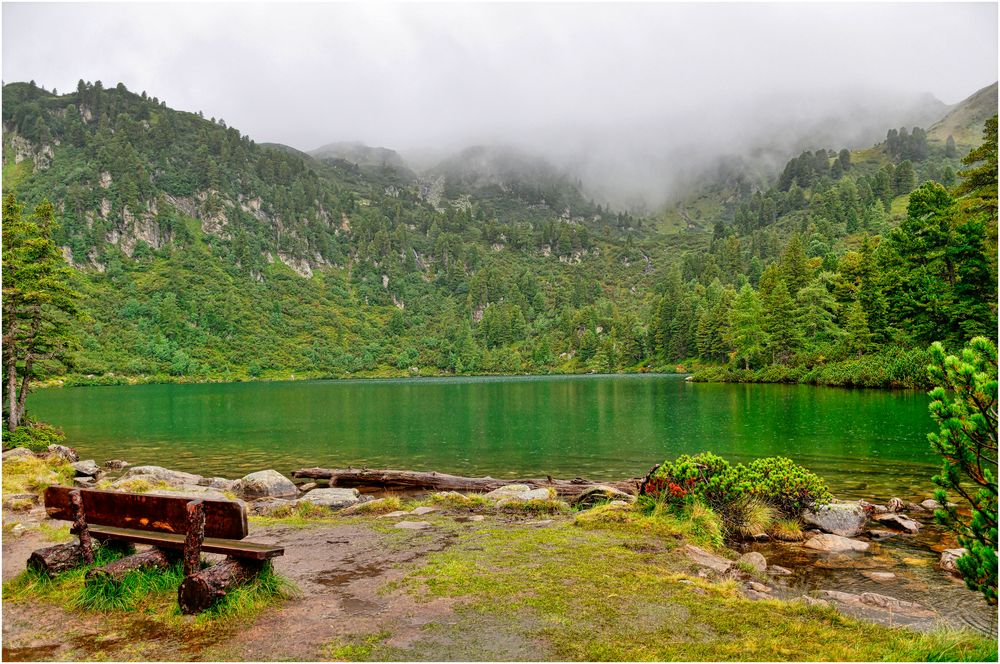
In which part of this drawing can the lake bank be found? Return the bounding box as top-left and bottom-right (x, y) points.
(2, 451), (996, 661)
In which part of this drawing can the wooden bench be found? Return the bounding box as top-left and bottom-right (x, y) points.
(30, 486), (284, 614)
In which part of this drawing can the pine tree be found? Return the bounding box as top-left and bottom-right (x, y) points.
(779, 234), (810, 295)
(927, 338), (998, 604)
(764, 281), (802, 364)
(842, 300), (872, 357)
(727, 284), (767, 369)
(796, 274), (842, 344)
(2, 196), (81, 431)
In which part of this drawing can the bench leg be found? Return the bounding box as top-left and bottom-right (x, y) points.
(183, 499), (205, 577)
(27, 542), (88, 576)
(85, 547), (176, 583)
(69, 489), (94, 564)
(177, 557), (264, 614)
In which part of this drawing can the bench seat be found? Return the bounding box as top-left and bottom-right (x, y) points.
(90, 525), (284, 560)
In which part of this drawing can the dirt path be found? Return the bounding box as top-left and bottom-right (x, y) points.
(1, 516), (522, 661)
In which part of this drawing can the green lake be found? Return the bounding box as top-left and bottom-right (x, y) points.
(29, 374), (940, 501)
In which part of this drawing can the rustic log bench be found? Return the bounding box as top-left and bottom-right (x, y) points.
(29, 486), (284, 614)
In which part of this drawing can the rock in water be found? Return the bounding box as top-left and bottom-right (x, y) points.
(299, 487), (361, 509)
(886, 497), (905, 512)
(683, 544), (733, 573)
(571, 485), (636, 509)
(737, 551), (768, 572)
(939, 548), (967, 576)
(104, 459), (130, 470)
(862, 571), (896, 581)
(72, 460), (101, 477)
(234, 469), (298, 500)
(802, 502), (868, 537)
(872, 513), (920, 533)
(47, 444), (79, 462)
(803, 533), (871, 552)
(920, 499), (941, 511)
(768, 565), (793, 576)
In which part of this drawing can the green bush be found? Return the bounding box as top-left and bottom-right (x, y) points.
(4, 422), (66, 452)
(643, 452), (831, 519)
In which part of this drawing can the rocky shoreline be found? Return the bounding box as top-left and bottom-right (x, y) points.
(1, 444), (986, 634)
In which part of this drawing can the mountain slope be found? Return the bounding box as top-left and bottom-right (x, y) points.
(928, 81), (999, 147)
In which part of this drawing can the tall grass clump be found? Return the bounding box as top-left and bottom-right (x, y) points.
(74, 559), (186, 612)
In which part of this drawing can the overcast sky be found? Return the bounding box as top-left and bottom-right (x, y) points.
(3, 1), (997, 205)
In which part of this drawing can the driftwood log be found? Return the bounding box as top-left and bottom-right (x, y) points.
(27, 543), (88, 576)
(290, 467), (642, 497)
(177, 557), (264, 614)
(85, 547), (175, 583)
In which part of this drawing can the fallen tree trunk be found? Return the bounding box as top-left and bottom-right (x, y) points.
(290, 467), (642, 497)
(85, 547), (175, 583)
(27, 543), (87, 576)
(177, 557), (263, 614)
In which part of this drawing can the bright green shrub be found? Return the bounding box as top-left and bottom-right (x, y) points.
(4, 422), (66, 452)
(643, 452), (831, 519)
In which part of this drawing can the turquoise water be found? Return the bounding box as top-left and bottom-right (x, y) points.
(28, 374), (938, 499)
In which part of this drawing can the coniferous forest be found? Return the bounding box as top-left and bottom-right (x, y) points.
(2, 79), (996, 388)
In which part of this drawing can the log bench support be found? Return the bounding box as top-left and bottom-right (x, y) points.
(30, 487), (284, 613)
(178, 557), (264, 614)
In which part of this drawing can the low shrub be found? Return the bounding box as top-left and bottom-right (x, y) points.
(643, 452), (831, 521)
(4, 421), (66, 452)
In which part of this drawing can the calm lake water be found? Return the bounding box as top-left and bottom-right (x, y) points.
(29, 374), (939, 500)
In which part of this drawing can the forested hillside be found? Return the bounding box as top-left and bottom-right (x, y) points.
(2, 79), (996, 387)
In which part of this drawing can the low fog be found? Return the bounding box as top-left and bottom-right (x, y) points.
(3, 2), (997, 208)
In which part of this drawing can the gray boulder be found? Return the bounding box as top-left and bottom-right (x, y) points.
(683, 544), (733, 573)
(736, 551), (768, 572)
(234, 469), (298, 500)
(802, 502), (868, 537)
(2, 447), (36, 461)
(394, 520), (432, 530)
(47, 444), (79, 462)
(121, 465), (202, 487)
(920, 499), (941, 511)
(197, 476), (238, 491)
(299, 487), (361, 510)
(803, 533), (871, 552)
(939, 548), (967, 576)
(484, 484), (532, 499)
(250, 498), (297, 516)
(872, 513), (920, 533)
(571, 485), (635, 509)
(886, 497), (905, 512)
(2, 493), (38, 510)
(74, 477), (96, 488)
(104, 459), (130, 470)
(72, 459), (101, 477)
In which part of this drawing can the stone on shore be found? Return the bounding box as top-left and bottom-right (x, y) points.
(803, 533), (871, 552)
(47, 444), (79, 462)
(683, 544), (733, 573)
(768, 565), (793, 576)
(920, 499), (941, 511)
(121, 465), (203, 487)
(2, 447), (36, 461)
(802, 502), (868, 537)
(72, 460), (101, 478)
(862, 571), (896, 581)
(298, 482), (318, 492)
(939, 548), (967, 576)
(395, 520), (432, 530)
(571, 485), (635, 509)
(299, 487), (361, 510)
(409, 506), (438, 516)
(250, 498), (296, 516)
(886, 497), (905, 512)
(104, 459), (130, 470)
(866, 529), (899, 540)
(486, 485), (554, 503)
(2, 493), (38, 510)
(872, 513), (920, 533)
(235, 469), (298, 500)
(736, 551), (768, 572)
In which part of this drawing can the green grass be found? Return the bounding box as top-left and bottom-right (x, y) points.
(382, 512), (996, 661)
(4, 543), (294, 620)
(324, 631), (393, 661)
(1, 454), (75, 495)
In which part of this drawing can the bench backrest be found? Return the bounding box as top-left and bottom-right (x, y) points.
(44, 486), (248, 539)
